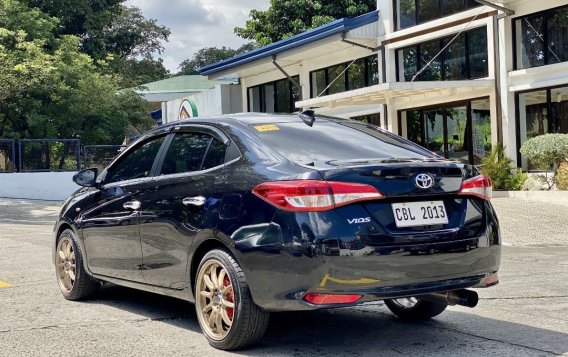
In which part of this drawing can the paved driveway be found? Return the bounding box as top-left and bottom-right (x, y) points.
(0, 198), (567, 356)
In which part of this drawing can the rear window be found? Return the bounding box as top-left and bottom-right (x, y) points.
(251, 120), (435, 164)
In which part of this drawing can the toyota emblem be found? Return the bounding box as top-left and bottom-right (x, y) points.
(415, 174), (434, 189)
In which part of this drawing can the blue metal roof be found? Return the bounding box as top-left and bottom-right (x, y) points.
(199, 11), (379, 76)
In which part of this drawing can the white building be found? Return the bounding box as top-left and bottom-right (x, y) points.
(200, 1), (568, 169)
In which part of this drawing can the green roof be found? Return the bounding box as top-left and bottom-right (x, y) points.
(135, 75), (236, 94)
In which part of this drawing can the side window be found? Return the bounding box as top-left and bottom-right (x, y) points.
(105, 136), (166, 184)
(202, 138), (227, 170)
(160, 132), (227, 175)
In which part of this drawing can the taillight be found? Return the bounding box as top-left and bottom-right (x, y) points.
(252, 180), (384, 212)
(458, 175), (492, 201)
(303, 292), (363, 305)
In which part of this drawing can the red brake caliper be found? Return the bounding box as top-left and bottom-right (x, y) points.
(223, 276), (234, 320)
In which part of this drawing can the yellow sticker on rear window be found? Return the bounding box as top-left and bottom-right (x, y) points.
(255, 124), (280, 132)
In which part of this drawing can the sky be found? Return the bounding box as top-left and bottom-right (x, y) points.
(125, 0), (268, 73)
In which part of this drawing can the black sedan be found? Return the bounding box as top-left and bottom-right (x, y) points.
(53, 112), (500, 350)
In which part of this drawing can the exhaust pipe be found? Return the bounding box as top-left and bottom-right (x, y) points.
(420, 289), (479, 308)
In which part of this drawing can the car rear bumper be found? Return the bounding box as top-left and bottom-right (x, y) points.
(236, 231), (500, 312)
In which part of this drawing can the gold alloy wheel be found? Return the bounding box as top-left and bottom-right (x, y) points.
(392, 297), (419, 309)
(56, 237), (76, 293)
(196, 259), (236, 341)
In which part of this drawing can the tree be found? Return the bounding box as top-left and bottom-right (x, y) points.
(109, 58), (170, 88)
(235, 0), (376, 46)
(27, 1), (171, 87)
(178, 43), (255, 75)
(0, 0), (155, 143)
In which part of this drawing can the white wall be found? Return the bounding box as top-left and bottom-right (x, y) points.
(163, 84), (242, 124)
(0, 172), (78, 201)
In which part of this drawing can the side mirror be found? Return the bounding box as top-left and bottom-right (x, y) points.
(73, 168), (98, 187)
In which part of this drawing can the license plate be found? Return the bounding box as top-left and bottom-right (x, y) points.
(391, 201), (449, 228)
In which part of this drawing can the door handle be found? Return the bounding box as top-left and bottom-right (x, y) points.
(183, 196), (206, 207)
(123, 200), (141, 211)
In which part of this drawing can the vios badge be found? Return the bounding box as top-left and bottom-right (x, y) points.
(415, 173), (435, 189)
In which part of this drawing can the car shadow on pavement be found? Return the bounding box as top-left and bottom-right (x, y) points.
(88, 284), (567, 356)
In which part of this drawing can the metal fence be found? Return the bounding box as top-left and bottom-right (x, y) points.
(18, 139), (81, 172)
(82, 145), (126, 171)
(0, 139), (16, 173)
(0, 139), (126, 173)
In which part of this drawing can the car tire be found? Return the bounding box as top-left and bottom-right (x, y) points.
(195, 249), (269, 350)
(55, 229), (100, 301)
(384, 297), (447, 321)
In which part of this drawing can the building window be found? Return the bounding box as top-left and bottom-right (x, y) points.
(399, 98), (491, 164)
(351, 113), (382, 127)
(397, 27), (488, 82)
(247, 76), (301, 113)
(514, 5), (568, 70)
(517, 86), (568, 170)
(310, 55), (379, 98)
(396, 0), (481, 30)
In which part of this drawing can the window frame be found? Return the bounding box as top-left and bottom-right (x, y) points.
(513, 4), (568, 70)
(153, 125), (237, 178)
(309, 55), (379, 99)
(394, 0), (482, 30)
(247, 76), (301, 114)
(395, 26), (488, 82)
(514, 84), (568, 168)
(101, 134), (170, 186)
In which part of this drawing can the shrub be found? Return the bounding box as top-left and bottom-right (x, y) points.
(557, 161), (568, 190)
(481, 145), (527, 191)
(520, 134), (568, 190)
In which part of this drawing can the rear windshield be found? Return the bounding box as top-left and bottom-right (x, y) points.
(251, 120), (436, 165)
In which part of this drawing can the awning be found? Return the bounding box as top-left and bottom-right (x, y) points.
(200, 11), (379, 79)
(295, 80), (495, 115)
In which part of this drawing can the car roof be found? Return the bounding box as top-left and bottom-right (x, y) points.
(168, 112), (313, 127)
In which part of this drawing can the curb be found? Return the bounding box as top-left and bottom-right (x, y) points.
(493, 191), (568, 206)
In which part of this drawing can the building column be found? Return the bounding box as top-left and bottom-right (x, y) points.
(240, 77), (248, 112)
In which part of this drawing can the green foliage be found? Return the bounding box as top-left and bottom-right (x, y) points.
(0, 0), (155, 144)
(235, 0), (376, 46)
(179, 43), (256, 75)
(520, 134), (568, 171)
(481, 145), (527, 191)
(557, 161), (568, 190)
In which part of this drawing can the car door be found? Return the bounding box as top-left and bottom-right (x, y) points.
(81, 134), (169, 282)
(138, 126), (231, 289)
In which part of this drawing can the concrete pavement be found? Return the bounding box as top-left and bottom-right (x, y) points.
(0, 198), (567, 356)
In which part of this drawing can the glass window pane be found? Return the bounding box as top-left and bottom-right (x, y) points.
(263, 83), (275, 113)
(446, 107), (469, 164)
(419, 40), (442, 81)
(405, 110), (423, 144)
(367, 55), (380, 85)
(106, 136), (165, 184)
(442, 0), (465, 17)
(551, 86), (568, 134)
(248, 87), (261, 112)
(311, 70), (326, 97)
(327, 64), (346, 95)
(348, 58), (366, 90)
(468, 27), (488, 78)
(400, 46), (418, 81)
(291, 75), (302, 112)
(160, 133), (213, 175)
(418, 0), (440, 24)
(516, 14), (545, 69)
(547, 7), (568, 65)
(471, 99), (492, 165)
(518, 90), (548, 170)
(275, 79), (290, 113)
(399, 0), (417, 29)
(423, 109), (445, 156)
(202, 139), (227, 170)
(443, 34), (467, 80)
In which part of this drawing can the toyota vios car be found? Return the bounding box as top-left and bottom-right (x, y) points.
(53, 112), (500, 350)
